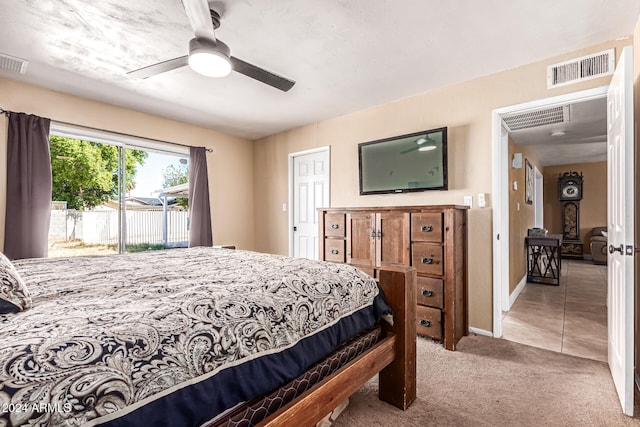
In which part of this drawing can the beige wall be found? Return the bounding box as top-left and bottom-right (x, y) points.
(508, 140), (542, 293)
(543, 162), (607, 255)
(0, 78), (256, 251)
(254, 38), (631, 332)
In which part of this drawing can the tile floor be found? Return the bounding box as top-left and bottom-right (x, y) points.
(502, 259), (608, 362)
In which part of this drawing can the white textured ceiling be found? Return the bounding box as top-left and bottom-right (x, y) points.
(0, 0), (639, 140)
(509, 97), (608, 166)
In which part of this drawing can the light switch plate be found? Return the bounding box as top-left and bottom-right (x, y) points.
(478, 193), (486, 208)
(463, 196), (473, 208)
(512, 153), (523, 168)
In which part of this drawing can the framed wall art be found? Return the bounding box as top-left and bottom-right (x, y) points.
(525, 159), (533, 205)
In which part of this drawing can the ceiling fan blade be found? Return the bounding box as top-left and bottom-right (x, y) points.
(230, 56), (295, 92)
(181, 0), (216, 40)
(400, 146), (420, 154)
(127, 56), (189, 79)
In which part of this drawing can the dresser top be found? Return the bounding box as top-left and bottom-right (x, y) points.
(319, 205), (469, 212)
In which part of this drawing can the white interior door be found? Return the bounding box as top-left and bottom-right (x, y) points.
(292, 148), (330, 259)
(607, 45), (634, 417)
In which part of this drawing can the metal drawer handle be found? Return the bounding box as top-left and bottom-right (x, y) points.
(331, 223), (339, 229)
(420, 319), (431, 327)
(421, 225), (433, 232)
(421, 289), (433, 297)
(421, 257), (433, 264)
(331, 249), (339, 255)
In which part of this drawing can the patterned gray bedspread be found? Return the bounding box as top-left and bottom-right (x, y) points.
(0, 247), (381, 426)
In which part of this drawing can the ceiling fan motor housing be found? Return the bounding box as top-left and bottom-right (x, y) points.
(189, 38), (230, 57)
(188, 38), (232, 77)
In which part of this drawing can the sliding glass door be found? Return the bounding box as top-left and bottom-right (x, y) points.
(48, 135), (189, 257)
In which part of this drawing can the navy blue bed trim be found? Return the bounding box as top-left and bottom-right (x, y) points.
(97, 294), (390, 427)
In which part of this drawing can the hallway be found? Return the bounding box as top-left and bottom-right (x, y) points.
(502, 259), (607, 362)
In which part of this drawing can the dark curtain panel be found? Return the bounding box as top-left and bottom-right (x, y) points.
(4, 113), (52, 259)
(188, 146), (213, 247)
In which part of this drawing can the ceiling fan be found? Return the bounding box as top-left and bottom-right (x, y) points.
(127, 0), (295, 92)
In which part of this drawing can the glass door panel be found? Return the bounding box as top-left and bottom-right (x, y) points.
(124, 149), (189, 253)
(48, 136), (120, 257)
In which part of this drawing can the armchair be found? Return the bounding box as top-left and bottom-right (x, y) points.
(589, 227), (607, 265)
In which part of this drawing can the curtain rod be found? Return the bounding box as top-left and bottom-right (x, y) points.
(0, 107), (213, 153)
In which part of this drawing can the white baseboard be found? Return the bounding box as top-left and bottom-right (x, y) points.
(469, 327), (494, 337)
(508, 275), (528, 310)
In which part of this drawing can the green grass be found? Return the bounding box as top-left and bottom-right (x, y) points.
(125, 243), (167, 253)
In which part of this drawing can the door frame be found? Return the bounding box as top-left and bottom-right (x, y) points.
(288, 146), (331, 257)
(534, 166), (544, 228)
(491, 86), (608, 338)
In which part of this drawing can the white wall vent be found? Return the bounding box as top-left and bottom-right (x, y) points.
(547, 49), (614, 89)
(502, 105), (570, 131)
(0, 53), (28, 74)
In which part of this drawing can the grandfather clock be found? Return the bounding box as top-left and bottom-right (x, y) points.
(558, 171), (584, 259)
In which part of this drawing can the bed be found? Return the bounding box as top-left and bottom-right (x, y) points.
(0, 247), (415, 426)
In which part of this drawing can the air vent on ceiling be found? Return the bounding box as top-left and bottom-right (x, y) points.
(547, 49), (614, 89)
(502, 105), (570, 131)
(0, 52), (28, 74)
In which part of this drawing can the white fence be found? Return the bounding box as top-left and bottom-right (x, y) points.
(50, 209), (189, 246)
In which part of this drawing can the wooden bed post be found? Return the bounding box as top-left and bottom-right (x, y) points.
(255, 267), (416, 426)
(378, 267), (417, 410)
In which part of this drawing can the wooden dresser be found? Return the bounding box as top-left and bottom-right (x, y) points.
(318, 205), (468, 350)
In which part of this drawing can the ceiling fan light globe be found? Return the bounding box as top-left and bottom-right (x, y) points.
(418, 145), (437, 152)
(189, 51), (231, 77)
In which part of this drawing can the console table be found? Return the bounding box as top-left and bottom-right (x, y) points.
(526, 234), (562, 286)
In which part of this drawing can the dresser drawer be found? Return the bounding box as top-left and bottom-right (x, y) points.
(354, 266), (375, 278)
(416, 305), (442, 340)
(417, 276), (444, 309)
(412, 243), (443, 276)
(324, 239), (345, 262)
(324, 213), (346, 237)
(411, 212), (443, 242)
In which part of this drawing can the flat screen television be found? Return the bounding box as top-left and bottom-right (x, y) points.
(358, 127), (448, 195)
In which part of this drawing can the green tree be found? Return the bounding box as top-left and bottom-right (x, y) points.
(50, 136), (148, 210)
(162, 164), (189, 208)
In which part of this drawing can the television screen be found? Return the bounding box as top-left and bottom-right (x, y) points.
(358, 127), (448, 195)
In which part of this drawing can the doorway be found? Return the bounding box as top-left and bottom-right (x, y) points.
(492, 63), (635, 415)
(288, 146), (330, 259)
(491, 86), (608, 338)
(534, 166), (543, 228)
(494, 91), (609, 360)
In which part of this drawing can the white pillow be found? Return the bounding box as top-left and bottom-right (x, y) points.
(0, 252), (32, 313)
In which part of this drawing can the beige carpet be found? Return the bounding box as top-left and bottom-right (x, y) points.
(332, 334), (640, 427)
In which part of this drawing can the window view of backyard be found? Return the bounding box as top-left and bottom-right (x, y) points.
(47, 136), (190, 257)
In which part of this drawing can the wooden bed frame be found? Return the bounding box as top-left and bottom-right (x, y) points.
(257, 266), (417, 426)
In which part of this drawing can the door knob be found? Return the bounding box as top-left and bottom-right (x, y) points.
(609, 244), (624, 254)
